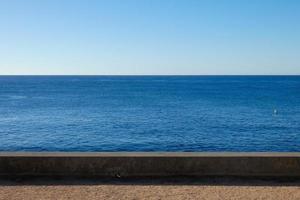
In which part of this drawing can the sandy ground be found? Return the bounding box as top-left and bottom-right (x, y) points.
(0, 178), (300, 200)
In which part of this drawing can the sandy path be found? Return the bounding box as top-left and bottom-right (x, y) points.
(0, 178), (299, 200)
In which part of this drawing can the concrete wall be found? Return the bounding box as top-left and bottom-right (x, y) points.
(0, 152), (300, 178)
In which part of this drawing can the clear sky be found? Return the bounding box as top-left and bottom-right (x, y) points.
(0, 0), (299, 75)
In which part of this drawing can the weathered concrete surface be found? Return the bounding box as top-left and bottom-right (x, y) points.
(0, 152), (300, 177)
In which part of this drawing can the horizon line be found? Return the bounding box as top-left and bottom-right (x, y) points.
(0, 74), (299, 76)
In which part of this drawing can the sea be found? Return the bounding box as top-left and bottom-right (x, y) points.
(0, 76), (299, 152)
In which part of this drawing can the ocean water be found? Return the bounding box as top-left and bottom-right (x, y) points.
(0, 76), (299, 152)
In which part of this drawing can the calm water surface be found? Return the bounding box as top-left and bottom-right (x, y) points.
(0, 76), (299, 152)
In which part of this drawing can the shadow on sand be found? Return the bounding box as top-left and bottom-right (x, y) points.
(1, 176), (300, 187)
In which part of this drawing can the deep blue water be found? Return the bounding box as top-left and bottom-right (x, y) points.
(0, 76), (300, 152)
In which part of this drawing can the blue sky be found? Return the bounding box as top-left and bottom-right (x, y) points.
(0, 0), (299, 75)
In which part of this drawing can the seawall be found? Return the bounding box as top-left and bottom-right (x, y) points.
(1, 152), (300, 178)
